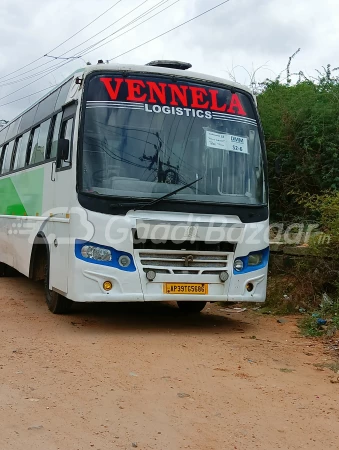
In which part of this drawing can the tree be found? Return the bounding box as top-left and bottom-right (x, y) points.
(257, 65), (339, 221)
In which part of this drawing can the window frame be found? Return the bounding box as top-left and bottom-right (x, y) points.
(56, 116), (75, 172)
(1, 141), (15, 175)
(47, 111), (63, 160)
(0, 145), (6, 173)
(0, 112), (57, 177)
(13, 130), (31, 171)
(27, 125), (41, 166)
(11, 137), (21, 171)
(28, 118), (52, 166)
(56, 102), (77, 172)
(0, 106), (74, 177)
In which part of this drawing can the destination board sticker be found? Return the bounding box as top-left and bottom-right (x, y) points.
(205, 131), (248, 154)
(205, 130), (227, 150)
(227, 134), (249, 154)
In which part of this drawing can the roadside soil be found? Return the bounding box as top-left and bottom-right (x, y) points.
(0, 276), (338, 450)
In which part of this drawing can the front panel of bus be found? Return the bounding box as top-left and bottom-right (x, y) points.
(71, 71), (269, 303)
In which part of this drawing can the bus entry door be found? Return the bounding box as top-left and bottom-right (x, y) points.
(48, 104), (76, 294)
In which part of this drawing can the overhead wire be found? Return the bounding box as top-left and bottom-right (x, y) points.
(0, 0), (124, 82)
(69, 0), (170, 58)
(0, 85), (58, 108)
(108, 0), (231, 61)
(0, 0), (180, 101)
(0, 0), (164, 86)
(0, 0), (169, 88)
(73, 0), (179, 59)
(0, 0), (230, 107)
(45, 0), (124, 55)
(0, 1), (157, 97)
(0, 60), (73, 102)
(47, 0), (153, 61)
(0, 0), (152, 86)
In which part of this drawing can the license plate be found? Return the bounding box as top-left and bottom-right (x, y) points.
(163, 283), (208, 295)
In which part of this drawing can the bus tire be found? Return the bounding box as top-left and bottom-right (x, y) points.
(177, 301), (207, 314)
(44, 261), (72, 314)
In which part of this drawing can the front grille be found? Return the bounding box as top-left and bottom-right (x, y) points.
(138, 251), (230, 275)
(134, 237), (235, 252)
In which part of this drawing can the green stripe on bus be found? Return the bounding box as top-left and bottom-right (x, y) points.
(0, 168), (44, 216)
(0, 177), (27, 215)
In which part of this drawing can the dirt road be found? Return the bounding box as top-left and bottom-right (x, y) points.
(0, 276), (338, 450)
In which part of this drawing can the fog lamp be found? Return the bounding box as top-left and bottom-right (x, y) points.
(146, 270), (156, 281)
(219, 271), (229, 282)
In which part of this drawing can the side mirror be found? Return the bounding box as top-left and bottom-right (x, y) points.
(56, 139), (70, 166)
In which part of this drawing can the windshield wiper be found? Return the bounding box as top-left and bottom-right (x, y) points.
(110, 177), (203, 210)
(137, 177), (203, 210)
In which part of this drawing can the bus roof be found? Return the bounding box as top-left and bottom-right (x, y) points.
(82, 62), (252, 94)
(2, 62), (252, 129)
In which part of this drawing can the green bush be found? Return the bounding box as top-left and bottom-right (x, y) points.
(257, 67), (339, 222)
(267, 254), (339, 313)
(296, 190), (339, 261)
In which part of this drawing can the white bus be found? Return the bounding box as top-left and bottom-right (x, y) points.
(0, 60), (269, 314)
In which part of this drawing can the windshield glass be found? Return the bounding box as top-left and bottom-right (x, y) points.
(81, 73), (266, 205)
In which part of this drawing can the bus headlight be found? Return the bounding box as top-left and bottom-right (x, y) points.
(81, 245), (112, 262)
(76, 240), (136, 272)
(232, 248), (269, 275)
(248, 253), (263, 266)
(234, 259), (244, 272)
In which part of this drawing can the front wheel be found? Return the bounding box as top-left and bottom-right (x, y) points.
(177, 301), (207, 314)
(44, 263), (72, 314)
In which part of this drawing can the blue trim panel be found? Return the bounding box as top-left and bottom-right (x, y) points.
(75, 239), (136, 272)
(233, 247), (269, 275)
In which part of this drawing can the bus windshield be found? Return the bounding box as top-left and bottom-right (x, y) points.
(81, 73), (266, 206)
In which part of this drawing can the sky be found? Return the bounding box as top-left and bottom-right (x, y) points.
(0, 0), (337, 121)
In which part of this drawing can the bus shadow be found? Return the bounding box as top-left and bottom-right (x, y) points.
(8, 277), (252, 334)
(68, 301), (254, 335)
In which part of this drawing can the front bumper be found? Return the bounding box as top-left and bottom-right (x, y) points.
(66, 257), (267, 303)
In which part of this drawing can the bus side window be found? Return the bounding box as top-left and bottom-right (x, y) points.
(29, 118), (51, 165)
(58, 117), (74, 170)
(13, 131), (30, 170)
(2, 141), (15, 174)
(11, 138), (19, 171)
(29, 126), (41, 165)
(48, 112), (62, 159)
